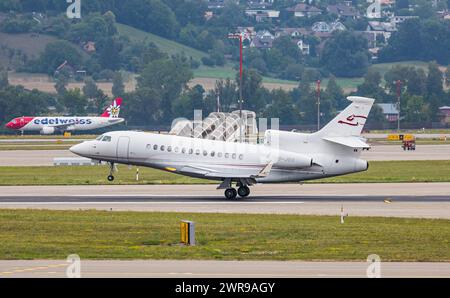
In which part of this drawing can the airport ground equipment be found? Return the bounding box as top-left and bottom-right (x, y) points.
(180, 221), (196, 246)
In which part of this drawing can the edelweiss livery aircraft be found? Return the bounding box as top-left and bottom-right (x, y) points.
(6, 98), (124, 134)
(71, 96), (374, 199)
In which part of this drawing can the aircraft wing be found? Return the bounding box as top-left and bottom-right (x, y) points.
(323, 136), (370, 148)
(180, 163), (273, 179)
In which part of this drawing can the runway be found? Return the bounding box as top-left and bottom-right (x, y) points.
(0, 260), (449, 278)
(1, 183), (449, 219)
(0, 144), (449, 166)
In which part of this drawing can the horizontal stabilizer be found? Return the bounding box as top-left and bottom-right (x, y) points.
(323, 136), (370, 148)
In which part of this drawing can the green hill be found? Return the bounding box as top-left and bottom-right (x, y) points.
(116, 23), (207, 62)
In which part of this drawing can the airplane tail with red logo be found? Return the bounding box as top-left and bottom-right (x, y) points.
(101, 98), (123, 118)
(317, 96), (375, 138)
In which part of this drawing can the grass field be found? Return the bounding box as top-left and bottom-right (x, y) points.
(117, 23), (207, 62)
(0, 160), (448, 185)
(0, 209), (448, 261)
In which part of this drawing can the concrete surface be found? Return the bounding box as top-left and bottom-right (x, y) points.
(0, 260), (448, 278)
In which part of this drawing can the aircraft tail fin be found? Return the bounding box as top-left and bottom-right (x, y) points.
(317, 96), (375, 137)
(101, 98), (123, 118)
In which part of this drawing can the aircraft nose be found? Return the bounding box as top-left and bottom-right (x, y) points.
(70, 142), (90, 157)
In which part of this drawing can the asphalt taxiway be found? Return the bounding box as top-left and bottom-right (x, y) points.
(0, 183), (449, 219)
(0, 260), (449, 278)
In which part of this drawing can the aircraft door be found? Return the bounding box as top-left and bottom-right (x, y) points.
(116, 136), (130, 160)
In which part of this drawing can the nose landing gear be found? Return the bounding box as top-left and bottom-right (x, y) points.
(107, 162), (116, 182)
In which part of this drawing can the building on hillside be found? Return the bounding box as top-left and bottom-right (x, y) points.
(326, 3), (360, 20)
(287, 3), (322, 18)
(439, 106), (450, 125)
(377, 103), (399, 122)
(250, 30), (274, 49)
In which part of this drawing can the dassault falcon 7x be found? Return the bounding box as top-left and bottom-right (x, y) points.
(6, 98), (124, 134)
(70, 96), (374, 199)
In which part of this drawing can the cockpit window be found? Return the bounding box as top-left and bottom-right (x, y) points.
(102, 136), (112, 142)
(96, 135), (103, 140)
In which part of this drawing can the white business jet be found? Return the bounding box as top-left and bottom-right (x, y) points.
(70, 96), (374, 199)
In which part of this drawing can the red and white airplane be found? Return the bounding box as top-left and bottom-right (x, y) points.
(5, 98), (124, 134)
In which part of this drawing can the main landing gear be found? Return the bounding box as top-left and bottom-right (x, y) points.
(218, 179), (253, 200)
(224, 185), (251, 200)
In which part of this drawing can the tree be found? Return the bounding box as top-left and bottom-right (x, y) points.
(264, 89), (300, 125)
(36, 41), (82, 74)
(325, 76), (345, 109)
(404, 95), (431, 123)
(172, 84), (205, 118)
(137, 56), (192, 121)
(59, 88), (87, 115)
(321, 30), (370, 77)
(425, 62), (444, 119)
(239, 69), (267, 112)
(54, 71), (69, 96)
(82, 78), (100, 100)
(356, 70), (388, 101)
(112, 72), (125, 98)
(0, 68), (8, 89)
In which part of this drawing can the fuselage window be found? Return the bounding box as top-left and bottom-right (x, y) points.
(232, 153), (236, 159)
(161, 145), (165, 151)
(182, 148), (186, 154)
(167, 146), (172, 152)
(146, 144), (152, 150)
(218, 152), (222, 158)
(189, 148), (193, 154)
(225, 153), (229, 158)
(153, 144), (158, 150)
(211, 151), (215, 157)
(203, 150), (208, 156)
(175, 147), (179, 153)
(195, 149), (200, 155)
(239, 154), (243, 160)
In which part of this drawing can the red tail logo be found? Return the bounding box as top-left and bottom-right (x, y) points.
(338, 115), (367, 126)
(101, 98), (122, 118)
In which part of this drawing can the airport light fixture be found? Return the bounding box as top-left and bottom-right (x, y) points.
(396, 80), (401, 132)
(228, 32), (245, 142)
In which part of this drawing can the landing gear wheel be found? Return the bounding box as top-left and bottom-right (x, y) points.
(107, 175), (115, 182)
(224, 188), (238, 200)
(238, 186), (250, 197)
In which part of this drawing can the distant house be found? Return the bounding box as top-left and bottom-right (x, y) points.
(250, 30), (274, 49)
(378, 103), (399, 122)
(389, 15), (419, 29)
(312, 21), (346, 33)
(274, 27), (309, 39)
(327, 4), (360, 20)
(287, 3), (322, 18)
(82, 41), (96, 53)
(366, 21), (396, 41)
(54, 60), (75, 77)
(245, 9), (280, 22)
(439, 106), (450, 125)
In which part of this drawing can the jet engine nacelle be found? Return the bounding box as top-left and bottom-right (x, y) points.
(266, 150), (313, 169)
(40, 127), (55, 135)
